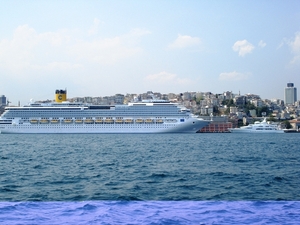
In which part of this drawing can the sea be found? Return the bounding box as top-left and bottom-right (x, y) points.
(0, 133), (299, 224)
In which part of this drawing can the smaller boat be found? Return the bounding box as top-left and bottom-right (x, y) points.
(75, 119), (83, 123)
(228, 118), (284, 133)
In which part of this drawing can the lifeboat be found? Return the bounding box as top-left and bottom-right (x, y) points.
(145, 119), (154, 123)
(95, 119), (103, 124)
(63, 119), (73, 123)
(115, 119), (123, 123)
(125, 119), (133, 123)
(104, 119), (114, 124)
(135, 119), (144, 123)
(156, 119), (164, 123)
(40, 119), (49, 124)
(30, 119), (38, 124)
(75, 119), (83, 123)
(84, 119), (94, 124)
(50, 119), (59, 124)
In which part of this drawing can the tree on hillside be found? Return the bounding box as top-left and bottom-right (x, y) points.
(257, 106), (271, 117)
(268, 115), (276, 122)
(222, 99), (235, 107)
(213, 105), (220, 115)
(283, 120), (292, 129)
(244, 102), (256, 115)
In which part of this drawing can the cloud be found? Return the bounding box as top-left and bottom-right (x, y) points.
(168, 34), (201, 49)
(258, 40), (266, 48)
(289, 32), (300, 53)
(232, 40), (255, 56)
(88, 18), (102, 36)
(145, 71), (191, 85)
(33, 62), (83, 71)
(0, 23), (150, 74)
(69, 36), (141, 64)
(0, 24), (76, 73)
(219, 71), (250, 81)
(288, 32), (300, 64)
(70, 28), (150, 64)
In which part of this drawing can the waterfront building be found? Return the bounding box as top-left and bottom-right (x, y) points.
(289, 118), (300, 130)
(209, 98), (219, 106)
(198, 122), (233, 133)
(114, 94), (125, 104)
(223, 91), (234, 100)
(230, 106), (238, 114)
(200, 106), (213, 115)
(234, 95), (246, 106)
(182, 92), (192, 100)
(168, 93), (177, 100)
(249, 109), (257, 117)
(251, 99), (263, 107)
(284, 83), (297, 105)
(84, 96), (93, 103)
(195, 92), (204, 99)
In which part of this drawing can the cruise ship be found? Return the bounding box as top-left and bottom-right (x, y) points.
(0, 90), (210, 134)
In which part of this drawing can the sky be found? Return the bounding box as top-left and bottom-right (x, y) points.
(0, 0), (300, 105)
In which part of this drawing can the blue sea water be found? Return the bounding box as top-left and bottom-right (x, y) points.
(0, 133), (299, 224)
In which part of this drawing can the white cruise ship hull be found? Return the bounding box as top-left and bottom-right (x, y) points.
(0, 118), (209, 134)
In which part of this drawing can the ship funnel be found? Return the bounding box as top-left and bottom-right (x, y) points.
(55, 89), (67, 103)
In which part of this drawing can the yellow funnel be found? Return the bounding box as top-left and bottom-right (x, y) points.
(55, 89), (67, 102)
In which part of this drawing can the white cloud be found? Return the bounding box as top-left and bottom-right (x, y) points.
(0, 23), (150, 74)
(33, 62), (83, 71)
(258, 40), (266, 48)
(126, 28), (151, 37)
(0, 24), (76, 74)
(232, 40), (255, 56)
(88, 18), (102, 36)
(168, 34), (201, 49)
(69, 37), (141, 64)
(71, 28), (151, 64)
(145, 71), (191, 85)
(219, 71), (250, 81)
(289, 32), (300, 53)
(288, 32), (300, 64)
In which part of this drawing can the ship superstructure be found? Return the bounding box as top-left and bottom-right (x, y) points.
(0, 90), (210, 134)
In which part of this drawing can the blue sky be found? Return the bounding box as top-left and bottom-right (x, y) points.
(0, 0), (300, 105)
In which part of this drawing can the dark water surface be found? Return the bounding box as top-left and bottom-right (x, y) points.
(0, 133), (299, 224)
(1, 133), (299, 201)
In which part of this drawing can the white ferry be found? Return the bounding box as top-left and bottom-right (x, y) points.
(0, 90), (210, 134)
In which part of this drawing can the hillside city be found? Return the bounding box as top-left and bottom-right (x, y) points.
(1, 83), (299, 131)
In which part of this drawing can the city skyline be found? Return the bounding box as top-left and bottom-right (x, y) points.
(0, 1), (300, 105)
(1, 84), (299, 107)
